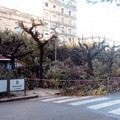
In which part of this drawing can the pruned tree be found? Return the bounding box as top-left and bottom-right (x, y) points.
(92, 43), (120, 77)
(78, 40), (108, 76)
(19, 19), (57, 80)
(99, 44), (120, 75)
(0, 30), (33, 70)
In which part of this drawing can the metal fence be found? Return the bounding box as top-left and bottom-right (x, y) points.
(26, 77), (120, 93)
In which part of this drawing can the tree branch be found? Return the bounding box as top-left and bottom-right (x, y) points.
(43, 35), (57, 46)
(15, 50), (34, 58)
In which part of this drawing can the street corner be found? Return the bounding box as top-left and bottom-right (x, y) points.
(0, 93), (39, 103)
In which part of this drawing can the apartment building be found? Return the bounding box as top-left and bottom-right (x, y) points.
(0, 0), (77, 44)
(43, 0), (77, 44)
(0, 6), (42, 33)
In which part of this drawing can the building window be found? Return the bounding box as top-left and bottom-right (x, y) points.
(69, 10), (71, 16)
(6, 62), (12, 70)
(68, 28), (71, 34)
(45, 12), (49, 19)
(60, 36), (64, 42)
(68, 19), (71, 25)
(44, 22), (49, 29)
(72, 38), (74, 43)
(61, 8), (64, 13)
(44, 32), (49, 38)
(53, 5), (56, 9)
(15, 23), (20, 32)
(45, 33), (49, 35)
(61, 27), (64, 32)
(45, 2), (49, 7)
(53, 15), (57, 21)
(69, 38), (71, 43)
(61, 17), (64, 23)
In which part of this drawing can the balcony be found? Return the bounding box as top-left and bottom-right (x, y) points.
(53, 0), (77, 11)
(51, 9), (77, 20)
(60, 31), (77, 37)
(51, 20), (77, 29)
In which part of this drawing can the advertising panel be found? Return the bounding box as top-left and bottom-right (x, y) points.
(10, 79), (25, 91)
(0, 80), (7, 92)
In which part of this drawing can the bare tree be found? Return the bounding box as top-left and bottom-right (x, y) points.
(103, 44), (120, 75)
(19, 19), (57, 80)
(78, 40), (108, 76)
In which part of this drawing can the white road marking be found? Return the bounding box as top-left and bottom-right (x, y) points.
(108, 108), (120, 115)
(41, 96), (71, 102)
(87, 99), (120, 110)
(54, 96), (93, 103)
(69, 97), (110, 106)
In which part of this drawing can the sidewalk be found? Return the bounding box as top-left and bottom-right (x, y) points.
(27, 88), (60, 97)
(0, 88), (60, 103)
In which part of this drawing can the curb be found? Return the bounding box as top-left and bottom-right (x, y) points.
(45, 91), (60, 96)
(0, 94), (39, 103)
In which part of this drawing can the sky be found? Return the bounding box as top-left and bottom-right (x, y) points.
(0, 0), (42, 16)
(77, 1), (120, 43)
(0, 0), (120, 42)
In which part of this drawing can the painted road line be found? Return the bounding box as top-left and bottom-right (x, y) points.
(69, 97), (110, 106)
(41, 96), (71, 102)
(87, 99), (120, 110)
(108, 108), (120, 115)
(54, 96), (93, 103)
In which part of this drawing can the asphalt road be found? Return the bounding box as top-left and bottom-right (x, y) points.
(0, 93), (120, 120)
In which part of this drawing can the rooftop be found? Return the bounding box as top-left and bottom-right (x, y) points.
(0, 55), (10, 61)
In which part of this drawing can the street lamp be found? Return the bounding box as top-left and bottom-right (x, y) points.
(50, 19), (62, 61)
(54, 27), (62, 61)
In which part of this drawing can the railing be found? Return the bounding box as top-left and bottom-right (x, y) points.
(26, 77), (120, 93)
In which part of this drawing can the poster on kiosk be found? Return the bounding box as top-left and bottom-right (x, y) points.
(10, 79), (25, 92)
(0, 80), (7, 92)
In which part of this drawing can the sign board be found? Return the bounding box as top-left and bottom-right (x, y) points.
(0, 80), (7, 92)
(10, 79), (25, 91)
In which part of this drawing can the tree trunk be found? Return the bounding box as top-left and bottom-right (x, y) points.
(39, 46), (44, 86)
(87, 54), (93, 76)
(108, 58), (113, 76)
(10, 57), (15, 70)
(87, 60), (93, 76)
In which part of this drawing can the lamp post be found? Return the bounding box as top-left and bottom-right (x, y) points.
(55, 39), (57, 61)
(50, 18), (62, 61)
(54, 27), (62, 61)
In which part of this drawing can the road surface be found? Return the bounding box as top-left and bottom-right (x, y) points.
(0, 93), (120, 120)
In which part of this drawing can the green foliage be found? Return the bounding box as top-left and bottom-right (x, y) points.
(93, 45), (120, 77)
(47, 44), (72, 61)
(76, 40), (108, 76)
(45, 61), (67, 79)
(90, 84), (108, 95)
(57, 46), (72, 61)
(42, 79), (60, 89)
(0, 29), (34, 70)
(45, 60), (86, 80)
(86, 0), (120, 6)
(71, 47), (83, 66)
(0, 66), (22, 79)
(60, 80), (109, 96)
(1, 28), (120, 82)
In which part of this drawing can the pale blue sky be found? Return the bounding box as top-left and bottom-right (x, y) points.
(77, 1), (120, 42)
(0, 0), (42, 16)
(0, 0), (120, 42)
